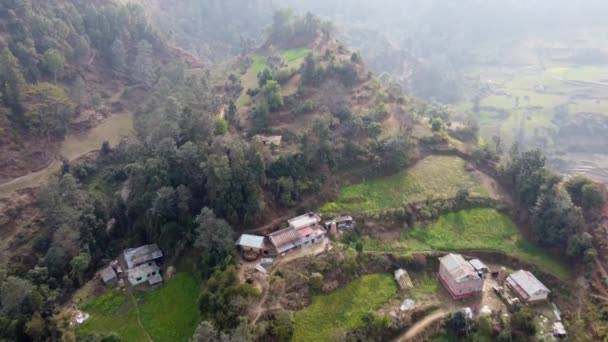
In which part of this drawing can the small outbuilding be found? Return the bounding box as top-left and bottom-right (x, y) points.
(553, 322), (567, 339)
(100, 266), (118, 286)
(236, 234), (265, 261)
(506, 269), (550, 303)
(469, 259), (489, 274)
(394, 269), (414, 290)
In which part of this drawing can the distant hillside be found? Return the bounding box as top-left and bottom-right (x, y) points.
(125, 0), (274, 63)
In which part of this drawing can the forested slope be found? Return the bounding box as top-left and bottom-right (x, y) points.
(0, 0), (175, 182)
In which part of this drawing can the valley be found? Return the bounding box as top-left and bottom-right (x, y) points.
(1, 2), (608, 342)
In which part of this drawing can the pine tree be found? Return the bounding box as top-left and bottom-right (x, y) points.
(133, 40), (156, 86)
(0, 48), (26, 114)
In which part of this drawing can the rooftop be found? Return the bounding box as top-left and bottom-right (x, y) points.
(100, 266), (117, 283)
(288, 212), (321, 230)
(268, 227), (302, 253)
(508, 269), (550, 296)
(124, 244), (163, 269)
(439, 253), (479, 283)
(236, 234), (265, 249)
(128, 261), (160, 281)
(469, 259), (489, 272)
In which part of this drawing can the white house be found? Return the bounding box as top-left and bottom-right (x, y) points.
(127, 261), (162, 286)
(506, 269), (550, 303)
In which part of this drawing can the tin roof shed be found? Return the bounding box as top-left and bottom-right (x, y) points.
(236, 234), (265, 249)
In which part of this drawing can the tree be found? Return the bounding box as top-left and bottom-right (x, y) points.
(260, 80), (283, 112)
(257, 68), (274, 88)
(455, 189), (470, 210)
(302, 54), (319, 85)
(42, 49), (65, 83)
(582, 183), (603, 209)
(193, 321), (219, 342)
(198, 266), (259, 331)
(0, 276), (35, 316)
(250, 102), (270, 133)
(25, 313), (46, 341)
(24, 83), (75, 139)
(446, 311), (470, 338)
(134, 40), (156, 86)
(194, 207), (235, 264)
(510, 308), (536, 338)
(214, 116), (228, 136)
(110, 38), (127, 72)
(431, 117), (444, 131)
(0, 48), (26, 114)
(566, 175), (603, 210)
(70, 252), (91, 285)
(372, 137), (411, 175)
(226, 100), (237, 126)
(271, 311), (294, 342)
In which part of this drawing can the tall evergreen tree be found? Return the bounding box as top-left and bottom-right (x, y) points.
(0, 48), (26, 114)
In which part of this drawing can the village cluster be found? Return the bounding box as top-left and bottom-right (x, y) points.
(84, 212), (567, 339)
(235, 212), (353, 262)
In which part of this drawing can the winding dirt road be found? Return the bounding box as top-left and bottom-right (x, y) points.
(394, 310), (448, 342)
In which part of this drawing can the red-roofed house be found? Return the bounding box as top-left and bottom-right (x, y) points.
(297, 225), (326, 248)
(438, 253), (484, 299)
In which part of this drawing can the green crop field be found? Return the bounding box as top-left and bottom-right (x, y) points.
(321, 156), (494, 213)
(292, 274), (397, 342)
(79, 273), (200, 341)
(361, 208), (568, 279)
(279, 47), (310, 69)
(237, 55), (268, 111)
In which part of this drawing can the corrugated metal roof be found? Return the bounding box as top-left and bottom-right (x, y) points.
(507, 269), (550, 296)
(469, 259), (488, 271)
(128, 261), (160, 280)
(100, 266), (117, 283)
(439, 253), (479, 283)
(288, 212), (321, 229)
(124, 244), (163, 269)
(268, 227), (302, 253)
(236, 234), (265, 249)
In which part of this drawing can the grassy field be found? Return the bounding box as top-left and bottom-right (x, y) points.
(61, 112), (134, 160)
(237, 55), (268, 111)
(279, 47), (310, 69)
(292, 274), (397, 342)
(361, 208), (568, 279)
(321, 156), (494, 213)
(79, 273), (200, 341)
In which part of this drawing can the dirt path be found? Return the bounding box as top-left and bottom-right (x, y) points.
(0, 111), (133, 198)
(394, 310), (448, 341)
(252, 258), (284, 325)
(126, 287), (154, 342)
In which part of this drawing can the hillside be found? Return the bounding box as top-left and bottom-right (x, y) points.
(2, 4), (608, 342)
(0, 0), (186, 184)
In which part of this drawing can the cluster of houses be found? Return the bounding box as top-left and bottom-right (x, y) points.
(99, 244), (164, 287)
(438, 253), (550, 304)
(438, 253), (566, 338)
(236, 213), (354, 260)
